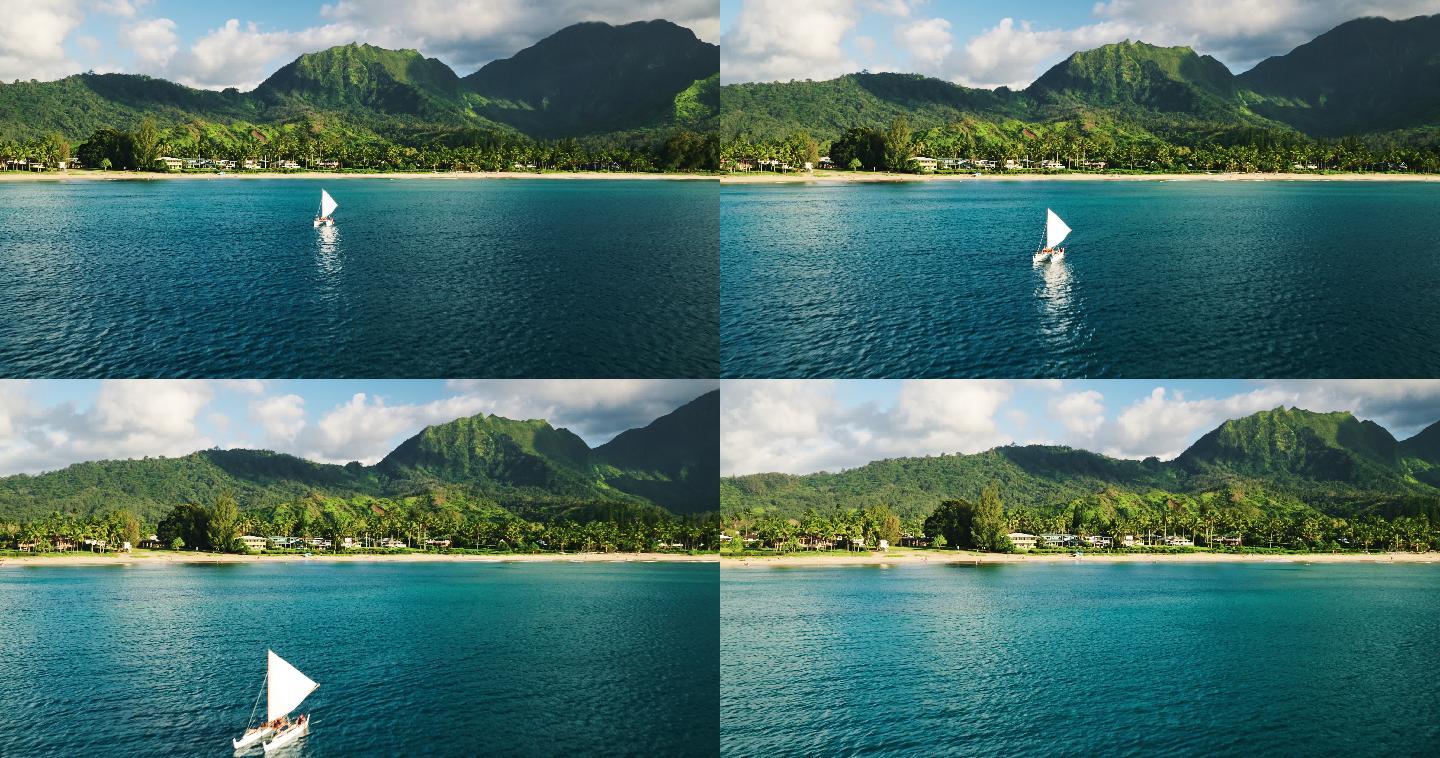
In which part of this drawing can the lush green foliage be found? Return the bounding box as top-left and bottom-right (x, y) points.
(721, 17), (1440, 174)
(724, 409), (1440, 552)
(0, 22), (718, 172)
(0, 393), (719, 526)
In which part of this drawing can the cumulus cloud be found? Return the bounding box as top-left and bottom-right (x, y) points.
(721, 0), (861, 83)
(250, 394), (307, 443)
(119, 17), (178, 68)
(895, 17), (953, 71)
(0, 0), (84, 81)
(1052, 390), (1106, 437)
(722, 379), (1014, 476)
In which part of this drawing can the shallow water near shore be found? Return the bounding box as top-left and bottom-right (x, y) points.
(0, 178), (718, 377)
(721, 180), (1440, 377)
(722, 562), (1440, 756)
(0, 562), (719, 756)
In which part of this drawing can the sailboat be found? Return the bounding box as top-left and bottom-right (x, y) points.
(1034, 208), (1071, 264)
(232, 650), (318, 753)
(313, 189), (338, 227)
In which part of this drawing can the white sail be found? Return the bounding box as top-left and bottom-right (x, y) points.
(1045, 208), (1071, 249)
(319, 189), (338, 218)
(267, 650), (318, 723)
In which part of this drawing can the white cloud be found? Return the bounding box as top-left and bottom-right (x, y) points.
(1052, 390), (1106, 437)
(91, 0), (150, 17)
(0, 0), (84, 81)
(120, 16), (178, 68)
(250, 394), (307, 443)
(722, 379), (1014, 476)
(721, 0), (861, 83)
(895, 17), (952, 71)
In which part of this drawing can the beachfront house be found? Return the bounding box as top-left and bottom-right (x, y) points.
(1120, 534), (1138, 548)
(909, 156), (939, 172)
(1041, 160), (1066, 170)
(139, 534), (164, 549)
(971, 159), (998, 170)
(424, 539), (452, 549)
(240, 535), (267, 551)
(1165, 536), (1195, 547)
(155, 156), (184, 171)
(1213, 536), (1242, 547)
(1040, 533), (1078, 548)
(379, 537), (407, 549)
(1085, 535), (1113, 548)
(1008, 532), (1038, 551)
(818, 156), (834, 169)
(899, 533), (931, 548)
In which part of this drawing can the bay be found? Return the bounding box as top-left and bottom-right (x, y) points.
(721, 562), (1440, 757)
(0, 561), (719, 756)
(721, 180), (1440, 377)
(0, 178), (718, 378)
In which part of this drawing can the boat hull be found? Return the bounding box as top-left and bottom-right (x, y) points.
(312, 219), (334, 228)
(263, 720), (307, 753)
(232, 727), (274, 751)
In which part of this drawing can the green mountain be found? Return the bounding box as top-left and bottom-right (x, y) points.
(253, 43), (478, 127)
(0, 20), (716, 144)
(1027, 41), (1241, 119)
(0, 393), (719, 524)
(720, 14), (1440, 160)
(1237, 14), (1440, 136)
(723, 408), (1440, 522)
(462, 20), (720, 137)
(594, 391), (720, 513)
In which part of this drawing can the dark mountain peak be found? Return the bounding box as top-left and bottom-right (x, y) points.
(1027, 39), (1237, 113)
(593, 391), (719, 515)
(1400, 419), (1440, 464)
(1237, 13), (1440, 135)
(462, 18), (719, 136)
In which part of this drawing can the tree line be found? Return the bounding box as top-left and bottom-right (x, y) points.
(3, 490), (720, 555)
(0, 117), (717, 173)
(725, 484), (1440, 554)
(723, 115), (1440, 174)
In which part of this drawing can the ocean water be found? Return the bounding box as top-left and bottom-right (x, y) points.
(721, 180), (1440, 377)
(0, 561), (719, 757)
(721, 562), (1440, 757)
(0, 178), (718, 377)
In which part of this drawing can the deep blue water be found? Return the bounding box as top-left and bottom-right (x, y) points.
(0, 561), (719, 756)
(722, 562), (1440, 757)
(721, 180), (1440, 377)
(0, 178), (717, 377)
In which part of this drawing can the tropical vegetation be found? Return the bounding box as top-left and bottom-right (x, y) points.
(720, 15), (1440, 175)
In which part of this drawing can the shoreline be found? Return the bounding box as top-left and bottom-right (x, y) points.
(722, 550), (1440, 567)
(721, 170), (1440, 185)
(0, 550), (718, 567)
(0, 170), (716, 183)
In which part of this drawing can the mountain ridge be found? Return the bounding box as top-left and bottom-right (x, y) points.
(0, 391), (720, 523)
(723, 407), (1440, 522)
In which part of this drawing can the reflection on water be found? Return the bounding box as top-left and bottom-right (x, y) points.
(1034, 255), (1074, 341)
(315, 224), (341, 277)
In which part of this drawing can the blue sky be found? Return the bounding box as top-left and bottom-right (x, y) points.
(721, 0), (1440, 86)
(5, 0), (718, 89)
(0, 379), (716, 476)
(722, 379), (1440, 475)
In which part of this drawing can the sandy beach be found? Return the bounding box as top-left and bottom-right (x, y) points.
(722, 550), (1440, 568)
(721, 170), (1440, 185)
(0, 170), (716, 183)
(0, 550), (719, 567)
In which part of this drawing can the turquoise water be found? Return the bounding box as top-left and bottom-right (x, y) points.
(0, 179), (718, 378)
(721, 181), (1440, 377)
(0, 561), (718, 756)
(721, 563), (1440, 756)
